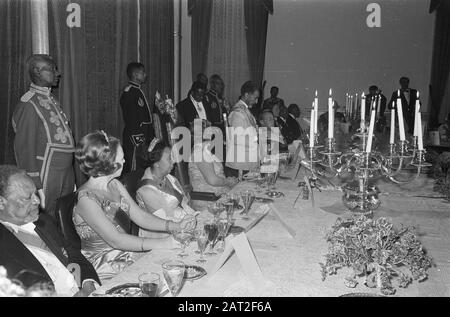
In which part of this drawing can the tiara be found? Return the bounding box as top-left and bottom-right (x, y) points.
(148, 137), (160, 153)
(100, 130), (109, 144)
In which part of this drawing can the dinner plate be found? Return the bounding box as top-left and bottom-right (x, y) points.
(105, 283), (143, 297)
(184, 265), (207, 280)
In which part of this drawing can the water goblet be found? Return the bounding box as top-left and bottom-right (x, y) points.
(240, 190), (256, 220)
(138, 272), (160, 297)
(207, 202), (223, 221)
(216, 218), (231, 252)
(161, 260), (185, 297)
(203, 221), (219, 256)
(172, 230), (193, 258)
(195, 230), (209, 263)
(223, 199), (235, 222)
(266, 172), (278, 191)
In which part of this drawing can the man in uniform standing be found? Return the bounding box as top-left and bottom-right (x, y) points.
(120, 62), (154, 173)
(12, 54), (75, 218)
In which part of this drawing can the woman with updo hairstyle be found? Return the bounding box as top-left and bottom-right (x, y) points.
(136, 138), (197, 237)
(73, 131), (197, 282)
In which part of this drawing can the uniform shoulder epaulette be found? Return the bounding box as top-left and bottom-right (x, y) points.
(124, 85), (132, 92)
(20, 90), (35, 102)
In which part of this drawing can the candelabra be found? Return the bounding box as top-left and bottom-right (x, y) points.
(303, 122), (431, 216)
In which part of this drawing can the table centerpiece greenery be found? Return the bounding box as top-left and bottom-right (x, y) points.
(320, 215), (433, 295)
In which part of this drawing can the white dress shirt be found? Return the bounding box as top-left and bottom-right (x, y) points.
(1, 221), (79, 296)
(190, 95), (207, 120)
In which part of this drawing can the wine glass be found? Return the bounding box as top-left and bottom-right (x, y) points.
(207, 202), (223, 221)
(223, 199), (235, 222)
(172, 230), (193, 258)
(266, 172), (278, 191)
(203, 221), (219, 256)
(240, 190), (255, 220)
(195, 229), (208, 263)
(161, 260), (185, 297)
(216, 218), (231, 252)
(138, 272), (160, 297)
(255, 175), (266, 193)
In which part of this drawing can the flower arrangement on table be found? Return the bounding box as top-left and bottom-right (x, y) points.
(320, 215), (433, 295)
(0, 266), (55, 297)
(432, 152), (450, 200)
(155, 91), (177, 123)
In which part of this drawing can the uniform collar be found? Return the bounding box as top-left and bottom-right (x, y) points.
(30, 83), (51, 96)
(129, 81), (141, 89)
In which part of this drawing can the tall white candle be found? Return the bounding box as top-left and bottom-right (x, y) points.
(390, 107), (396, 144)
(396, 91), (406, 141)
(346, 93), (349, 116)
(328, 89), (333, 139)
(366, 105), (376, 153)
(413, 91), (420, 137)
(417, 112), (423, 150)
(376, 94), (381, 119)
(310, 108), (315, 148)
(314, 91), (318, 134)
(361, 92), (366, 131)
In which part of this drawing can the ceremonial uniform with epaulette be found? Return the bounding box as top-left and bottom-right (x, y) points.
(12, 83), (75, 217)
(120, 81), (155, 173)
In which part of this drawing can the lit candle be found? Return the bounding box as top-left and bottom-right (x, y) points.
(396, 90), (406, 141)
(417, 111), (423, 150)
(376, 94), (381, 119)
(314, 91), (318, 134)
(413, 91), (420, 137)
(310, 108), (315, 148)
(366, 104), (376, 153)
(390, 106), (396, 144)
(328, 89), (333, 139)
(361, 92), (366, 131)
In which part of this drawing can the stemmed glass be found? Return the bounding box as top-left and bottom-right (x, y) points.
(162, 260), (185, 297)
(172, 230), (193, 258)
(207, 202), (223, 221)
(204, 221), (219, 256)
(138, 272), (160, 297)
(255, 175), (266, 193)
(266, 172), (278, 191)
(195, 229), (208, 263)
(240, 190), (255, 220)
(223, 198), (235, 222)
(216, 218), (231, 252)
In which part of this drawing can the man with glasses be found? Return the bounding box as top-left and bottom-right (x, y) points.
(12, 55), (75, 218)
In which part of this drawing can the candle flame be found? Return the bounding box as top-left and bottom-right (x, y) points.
(329, 89), (332, 95)
(417, 91), (420, 99)
(361, 92), (365, 97)
(315, 90), (318, 97)
(397, 90), (400, 97)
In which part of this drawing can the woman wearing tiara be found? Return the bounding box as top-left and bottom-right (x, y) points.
(136, 138), (197, 237)
(72, 131), (197, 282)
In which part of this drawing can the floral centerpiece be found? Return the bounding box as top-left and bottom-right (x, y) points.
(320, 216), (433, 295)
(155, 91), (177, 123)
(432, 152), (450, 200)
(0, 266), (55, 297)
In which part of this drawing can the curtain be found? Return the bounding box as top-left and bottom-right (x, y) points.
(243, 0), (273, 87)
(188, 0), (213, 81)
(0, 0), (32, 165)
(140, 0), (174, 142)
(207, 0), (250, 103)
(429, 0), (450, 128)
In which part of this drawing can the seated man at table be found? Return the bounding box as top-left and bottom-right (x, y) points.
(0, 165), (100, 296)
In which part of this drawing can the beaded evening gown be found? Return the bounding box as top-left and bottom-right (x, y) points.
(73, 190), (141, 283)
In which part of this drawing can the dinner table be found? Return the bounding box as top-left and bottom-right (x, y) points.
(92, 166), (450, 297)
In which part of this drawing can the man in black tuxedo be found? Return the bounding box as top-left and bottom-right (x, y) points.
(389, 77), (418, 134)
(0, 165), (99, 296)
(176, 81), (211, 128)
(286, 104), (303, 144)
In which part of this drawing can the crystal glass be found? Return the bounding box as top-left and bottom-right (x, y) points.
(223, 199), (235, 222)
(195, 229), (209, 263)
(172, 230), (193, 258)
(207, 202), (223, 221)
(266, 172), (278, 191)
(162, 260), (185, 297)
(204, 221), (219, 256)
(216, 218), (231, 252)
(240, 190), (255, 220)
(138, 272), (160, 297)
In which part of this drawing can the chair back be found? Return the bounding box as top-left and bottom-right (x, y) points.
(55, 192), (81, 249)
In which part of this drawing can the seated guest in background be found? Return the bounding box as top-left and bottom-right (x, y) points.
(0, 165), (99, 296)
(136, 138), (197, 227)
(176, 81), (210, 128)
(286, 104), (304, 144)
(438, 113), (450, 142)
(263, 86), (285, 111)
(259, 110), (288, 153)
(225, 81), (260, 178)
(189, 120), (238, 210)
(272, 102), (291, 145)
(73, 131), (196, 282)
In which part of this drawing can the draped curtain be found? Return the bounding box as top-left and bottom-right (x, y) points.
(244, 0), (273, 88)
(207, 0), (250, 102)
(188, 0), (213, 81)
(0, 0), (32, 165)
(429, 0), (450, 128)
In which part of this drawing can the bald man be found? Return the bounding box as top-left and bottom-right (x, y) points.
(12, 54), (75, 218)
